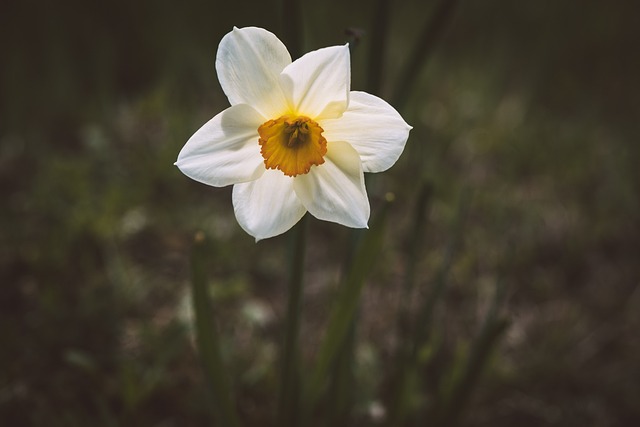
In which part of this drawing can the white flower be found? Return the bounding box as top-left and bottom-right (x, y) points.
(176, 27), (411, 240)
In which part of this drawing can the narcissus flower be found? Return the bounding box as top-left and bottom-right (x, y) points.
(176, 27), (411, 240)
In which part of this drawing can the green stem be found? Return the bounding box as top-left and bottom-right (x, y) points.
(280, 0), (303, 58)
(435, 281), (508, 426)
(325, 229), (362, 425)
(278, 215), (308, 427)
(305, 200), (391, 413)
(367, 0), (391, 95)
(327, 318), (356, 426)
(392, 0), (461, 110)
(277, 1), (305, 423)
(385, 188), (470, 427)
(411, 188), (470, 357)
(191, 233), (241, 427)
(396, 182), (433, 344)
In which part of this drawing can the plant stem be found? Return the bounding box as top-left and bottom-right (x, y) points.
(280, 0), (303, 59)
(411, 187), (470, 357)
(278, 1), (305, 423)
(306, 200), (391, 413)
(392, 0), (461, 110)
(367, 0), (391, 96)
(278, 215), (308, 427)
(386, 188), (470, 427)
(325, 228), (362, 425)
(435, 281), (508, 426)
(396, 181), (433, 343)
(191, 232), (241, 427)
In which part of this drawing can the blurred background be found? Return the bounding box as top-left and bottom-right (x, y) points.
(1, 0), (639, 425)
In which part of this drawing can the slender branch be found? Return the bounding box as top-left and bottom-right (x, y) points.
(281, 0), (303, 59)
(367, 0), (391, 96)
(396, 181), (433, 343)
(278, 1), (305, 423)
(393, 0), (461, 110)
(278, 215), (308, 427)
(191, 232), (241, 427)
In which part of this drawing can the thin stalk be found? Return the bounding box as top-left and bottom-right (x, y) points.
(277, 1), (304, 424)
(367, 0), (391, 96)
(392, 0), (461, 110)
(305, 200), (392, 415)
(327, 317), (356, 426)
(385, 182), (432, 426)
(325, 228), (363, 425)
(278, 215), (308, 427)
(280, 0), (303, 59)
(396, 182), (433, 345)
(411, 188), (471, 357)
(386, 188), (471, 427)
(435, 281), (508, 426)
(191, 232), (241, 427)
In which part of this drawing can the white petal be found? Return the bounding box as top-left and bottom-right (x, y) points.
(321, 91), (412, 173)
(176, 104), (265, 187)
(280, 45), (350, 120)
(216, 27), (291, 118)
(293, 141), (369, 228)
(232, 169), (307, 240)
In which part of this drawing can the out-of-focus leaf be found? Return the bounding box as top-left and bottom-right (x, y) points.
(386, 187), (470, 427)
(435, 280), (509, 426)
(278, 216), (308, 427)
(191, 232), (241, 427)
(305, 198), (392, 413)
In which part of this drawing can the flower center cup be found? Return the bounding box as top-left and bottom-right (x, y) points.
(258, 115), (327, 177)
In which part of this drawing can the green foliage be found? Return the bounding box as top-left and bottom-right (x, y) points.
(191, 233), (241, 427)
(306, 201), (391, 415)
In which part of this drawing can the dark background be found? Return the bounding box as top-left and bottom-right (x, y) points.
(1, 0), (639, 425)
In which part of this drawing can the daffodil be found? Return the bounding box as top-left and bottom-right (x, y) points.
(176, 27), (411, 240)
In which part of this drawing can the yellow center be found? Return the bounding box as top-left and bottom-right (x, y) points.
(258, 115), (327, 177)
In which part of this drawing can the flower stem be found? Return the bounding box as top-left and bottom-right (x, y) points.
(278, 1), (305, 423)
(367, 0), (391, 96)
(305, 199), (391, 413)
(386, 188), (470, 427)
(278, 214), (308, 427)
(392, 0), (460, 110)
(280, 0), (303, 59)
(190, 232), (241, 427)
(396, 181), (432, 346)
(434, 281), (508, 426)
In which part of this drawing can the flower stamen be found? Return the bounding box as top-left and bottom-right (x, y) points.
(258, 115), (327, 177)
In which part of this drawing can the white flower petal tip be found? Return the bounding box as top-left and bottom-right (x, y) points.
(216, 27), (291, 118)
(233, 170), (306, 240)
(294, 141), (370, 229)
(175, 104), (266, 187)
(321, 91), (412, 173)
(280, 44), (351, 120)
(177, 27), (411, 240)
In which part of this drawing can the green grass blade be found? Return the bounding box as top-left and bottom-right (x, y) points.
(367, 0), (391, 95)
(305, 199), (392, 412)
(412, 188), (471, 357)
(392, 0), (461, 111)
(386, 188), (471, 427)
(280, 0), (303, 58)
(396, 181), (433, 346)
(324, 225), (363, 426)
(326, 318), (356, 426)
(190, 232), (241, 427)
(435, 280), (509, 427)
(278, 215), (308, 427)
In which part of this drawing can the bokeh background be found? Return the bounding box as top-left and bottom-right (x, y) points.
(2, 0), (639, 425)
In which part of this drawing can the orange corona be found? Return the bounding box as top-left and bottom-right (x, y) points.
(258, 115), (327, 177)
